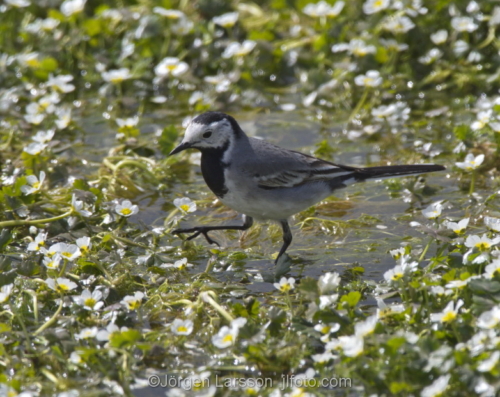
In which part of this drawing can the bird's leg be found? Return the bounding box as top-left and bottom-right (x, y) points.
(172, 215), (254, 247)
(275, 220), (293, 265)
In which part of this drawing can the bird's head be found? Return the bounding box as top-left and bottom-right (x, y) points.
(169, 111), (244, 155)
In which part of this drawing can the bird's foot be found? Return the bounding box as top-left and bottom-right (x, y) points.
(172, 227), (220, 246)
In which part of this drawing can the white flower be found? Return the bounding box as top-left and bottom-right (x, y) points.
(338, 335), (364, 357)
(376, 297), (405, 318)
(5, 0), (31, 7)
(47, 74), (75, 93)
(383, 258), (417, 282)
(314, 322), (340, 335)
(153, 7), (185, 19)
(163, 258), (194, 270)
(430, 30), (448, 44)
(311, 351), (335, 363)
(379, 38), (408, 52)
(389, 247), (406, 260)
(444, 218), (469, 234)
(27, 231), (48, 251)
(354, 315), (377, 337)
(212, 12), (239, 28)
(171, 319), (194, 335)
(46, 277), (78, 293)
(43, 254), (62, 270)
(73, 289), (104, 310)
(32, 129), (55, 143)
(332, 39), (376, 57)
(55, 107), (72, 129)
(101, 68), (132, 83)
(422, 202), (442, 219)
(302, 1), (345, 17)
(453, 40), (469, 55)
(24, 142), (47, 155)
(383, 15), (415, 33)
(429, 285), (453, 297)
(354, 70), (382, 87)
(363, 0), (390, 14)
(121, 291), (144, 310)
(477, 306), (500, 329)
(70, 351), (83, 364)
(0, 284), (14, 304)
(17, 52), (40, 68)
(60, 0), (86, 17)
(173, 197), (196, 213)
(318, 272), (341, 294)
(76, 236), (91, 253)
(455, 153), (484, 171)
(274, 277), (295, 292)
(484, 216), (500, 232)
(477, 351), (500, 372)
(430, 300), (464, 323)
(115, 200), (139, 217)
(116, 116), (139, 129)
(75, 327), (98, 340)
(154, 57), (189, 78)
(51, 242), (82, 261)
(451, 16), (478, 32)
(318, 294), (339, 310)
(490, 6), (500, 26)
(204, 75), (231, 93)
(21, 171), (46, 195)
(421, 374), (450, 397)
(464, 234), (500, 251)
(484, 260), (500, 278)
(212, 325), (238, 348)
(418, 48), (442, 64)
(71, 194), (93, 217)
(222, 40), (257, 58)
(96, 323), (128, 341)
(171, 18), (194, 35)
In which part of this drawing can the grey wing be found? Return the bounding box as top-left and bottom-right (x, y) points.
(246, 140), (358, 189)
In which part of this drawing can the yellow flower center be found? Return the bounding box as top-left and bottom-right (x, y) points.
(392, 273), (403, 280)
(441, 311), (457, 323)
(178, 326), (188, 333)
(280, 284), (291, 292)
(120, 208), (132, 215)
(128, 301), (141, 310)
(180, 204), (190, 212)
(222, 334), (233, 344)
(475, 242), (490, 251)
(374, 0), (383, 7)
(111, 77), (125, 83)
(32, 181), (40, 189)
(62, 251), (73, 258)
(58, 284), (70, 292)
(26, 58), (40, 67)
(84, 298), (96, 307)
(46, 260), (58, 269)
(321, 326), (330, 334)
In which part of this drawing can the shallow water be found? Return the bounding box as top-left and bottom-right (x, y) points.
(79, 109), (455, 287)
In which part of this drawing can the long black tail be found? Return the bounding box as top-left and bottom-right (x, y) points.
(357, 164), (446, 179)
(333, 163), (445, 188)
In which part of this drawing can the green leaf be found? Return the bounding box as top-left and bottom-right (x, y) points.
(158, 125), (179, 156)
(109, 329), (142, 348)
(340, 291), (361, 308)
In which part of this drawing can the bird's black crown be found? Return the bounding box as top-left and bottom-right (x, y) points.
(192, 111), (245, 138)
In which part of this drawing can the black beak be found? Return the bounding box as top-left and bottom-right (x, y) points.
(169, 141), (191, 156)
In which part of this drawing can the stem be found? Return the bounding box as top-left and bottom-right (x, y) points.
(469, 171), (476, 195)
(418, 238), (433, 263)
(200, 292), (234, 323)
(348, 88), (369, 122)
(0, 210), (73, 228)
(33, 298), (63, 336)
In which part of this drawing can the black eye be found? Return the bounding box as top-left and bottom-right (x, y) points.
(203, 131), (212, 138)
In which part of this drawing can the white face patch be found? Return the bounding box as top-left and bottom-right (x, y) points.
(182, 119), (234, 150)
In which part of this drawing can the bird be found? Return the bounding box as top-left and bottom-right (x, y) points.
(169, 111), (445, 265)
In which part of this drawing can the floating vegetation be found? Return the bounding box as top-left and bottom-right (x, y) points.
(1, 0), (500, 396)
